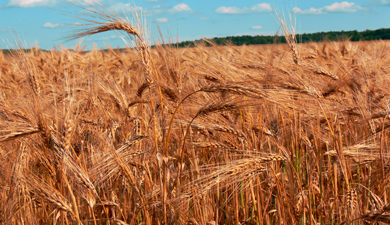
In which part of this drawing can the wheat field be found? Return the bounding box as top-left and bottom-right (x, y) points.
(1, 5), (390, 225)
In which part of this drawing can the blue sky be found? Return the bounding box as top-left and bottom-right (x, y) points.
(0, 0), (389, 50)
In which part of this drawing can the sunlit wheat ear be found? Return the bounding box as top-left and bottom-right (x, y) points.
(299, 60), (339, 80)
(67, 3), (156, 84)
(200, 83), (267, 99)
(275, 11), (299, 65)
(10, 143), (29, 186)
(91, 135), (148, 184)
(71, 19), (140, 40)
(0, 128), (39, 142)
(346, 188), (357, 216)
(62, 118), (73, 153)
(361, 212), (390, 224)
(183, 120), (245, 139)
(311, 170), (321, 194)
(196, 102), (239, 117)
(161, 85), (179, 102)
(1, 143), (32, 223)
(113, 219), (130, 225)
(33, 149), (57, 178)
(45, 119), (98, 208)
(136, 82), (150, 97)
(180, 154), (286, 204)
(294, 191), (308, 220)
(370, 192), (384, 212)
(193, 140), (226, 149)
(22, 173), (73, 213)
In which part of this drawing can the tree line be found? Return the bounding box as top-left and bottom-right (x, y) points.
(176, 28), (390, 47)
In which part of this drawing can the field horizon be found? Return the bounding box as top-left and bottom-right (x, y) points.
(2, 26), (390, 53)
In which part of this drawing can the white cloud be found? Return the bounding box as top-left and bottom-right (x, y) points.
(199, 17), (209, 20)
(170, 3), (191, 12)
(326, 2), (363, 12)
(294, 2), (365, 15)
(108, 3), (191, 16)
(98, 35), (118, 40)
(83, 0), (99, 4)
(6, 0), (56, 7)
(252, 26), (263, 30)
(162, 3), (192, 14)
(293, 7), (325, 15)
(43, 22), (62, 28)
(43, 22), (84, 29)
(216, 7), (238, 14)
(215, 3), (272, 14)
(156, 18), (168, 22)
(108, 3), (132, 13)
(107, 3), (144, 16)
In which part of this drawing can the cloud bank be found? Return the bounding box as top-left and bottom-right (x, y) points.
(5, 0), (99, 7)
(215, 3), (271, 14)
(156, 18), (168, 22)
(6, 0), (56, 7)
(294, 1), (365, 15)
(43, 22), (62, 28)
(108, 3), (192, 16)
(42, 22), (81, 29)
(252, 26), (263, 30)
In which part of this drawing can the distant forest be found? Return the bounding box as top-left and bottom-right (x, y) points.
(176, 27), (390, 47)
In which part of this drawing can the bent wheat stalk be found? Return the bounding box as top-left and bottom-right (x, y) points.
(67, 4), (167, 222)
